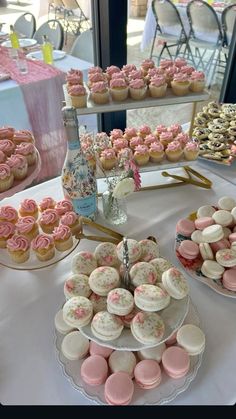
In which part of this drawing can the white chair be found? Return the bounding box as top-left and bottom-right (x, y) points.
(70, 28), (94, 63)
(61, 0), (90, 43)
(221, 4), (236, 48)
(14, 12), (36, 38)
(48, 0), (65, 20)
(33, 19), (64, 50)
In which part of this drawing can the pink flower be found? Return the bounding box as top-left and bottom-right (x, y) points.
(148, 272), (156, 284)
(74, 308), (86, 318)
(82, 252), (93, 260)
(223, 253), (232, 260)
(135, 286), (143, 294)
(104, 255), (113, 263)
(171, 267), (181, 278)
(66, 280), (74, 291)
(134, 312), (145, 324)
(109, 292), (120, 303)
(97, 267), (106, 273)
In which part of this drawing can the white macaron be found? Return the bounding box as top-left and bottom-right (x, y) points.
(201, 260), (225, 280)
(162, 267), (189, 300)
(199, 243), (214, 260)
(176, 324), (205, 356)
(201, 224), (224, 243)
(197, 205), (216, 218)
(191, 230), (204, 244)
(63, 296), (93, 328)
(134, 284), (170, 312)
(108, 350), (137, 377)
(91, 311), (124, 341)
(61, 330), (89, 360)
(218, 196), (236, 211)
(54, 309), (74, 335)
(137, 342), (166, 363)
(107, 288), (134, 316)
(212, 210), (233, 227)
(231, 207), (236, 222)
(215, 248), (236, 268)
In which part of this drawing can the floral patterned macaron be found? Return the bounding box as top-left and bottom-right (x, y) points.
(89, 266), (120, 296)
(116, 239), (141, 263)
(107, 288), (134, 316)
(139, 239), (160, 262)
(72, 251), (97, 275)
(129, 262), (157, 287)
(94, 242), (119, 267)
(162, 268), (189, 299)
(64, 273), (92, 299)
(131, 312), (165, 345)
(63, 296), (93, 328)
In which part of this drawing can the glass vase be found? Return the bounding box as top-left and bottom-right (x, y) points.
(102, 189), (128, 225)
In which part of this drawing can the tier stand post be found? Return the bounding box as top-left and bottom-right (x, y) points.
(189, 101), (197, 137)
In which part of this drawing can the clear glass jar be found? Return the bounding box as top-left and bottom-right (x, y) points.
(102, 189), (127, 225)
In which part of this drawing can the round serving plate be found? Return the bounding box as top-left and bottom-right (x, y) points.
(54, 298), (203, 405)
(2, 38), (37, 48)
(26, 50), (66, 61)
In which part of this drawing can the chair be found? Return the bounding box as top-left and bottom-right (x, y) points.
(221, 4), (236, 47)
(62, 0), (90, 43)
(33, 19), (64, 50)
(70, 28), (94, 63)
(14, 12), (36, 39)
(48, 0), (65, 20)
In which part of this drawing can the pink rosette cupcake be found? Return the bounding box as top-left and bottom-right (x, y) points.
(111, 71), (127, 83)
(52, 224), (73, 252)
(68, 84), (87, 108)
(0, 139), (15, 157)
(190, 71), (205, 93)
(154, 124), (167, 138)
(129, 79), (147, 100)
(171, 73), (190, 96)
(15, 216), (39, 241)
(123, 127), (137, 141)
(117, 147), (133, 162)
(91, 81), (110, 104)
(146, 67), (165, 84)
(113, 137), (128, 152)
(100, 148), (117, 170)
(134, 144), (149, 166)
(66, 72), (83, 87)
(129, 136), (144, 151)
(13, 130), (34, 145)
(55, 199), (73, 216)
(110, 129), (124, 142)
(138, 125), (152, 139)
(184, 141), (200, 161)
(0, 164), (14, 192)
(88, 66), (103, 75)
(88, 72), (107, 89)
(159, 59), (173, 69)
(149, 75), (167, 98)
(110, 78), (129, 102)
(15, 142), (37, 166)
(167, 124), (182, 138)
(38, 197), (56, 213)
(0, 150), (6, 163)
(121, 64), (137, 77)
(181, 65), (195, 76)
(7, 234), (30, 263)
(159, 131), (173, 148)
(149, 142), (164, 163)
(0, 205), (18, 224)
(39, 209), (59, 234)
(144, 134), (159, 147)
(175, 132), (190, 148)
(0, 221), (15, 248)
(105, 65), (120, 81)
(31, 233), (55, 261)
(140, 59), (155, 76)
(6, 154), (28, 180)
(60, 210), (81, 235)
(0, 126), (15, 140)
(19, 199), (38, 219)
(128, 69), (144, 82)
(165, 140), (183, 162)
(174, 58), (187, 68)
(164, 65), (179, 87)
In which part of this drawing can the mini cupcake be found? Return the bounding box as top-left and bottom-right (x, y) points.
(129, 79), (147, 100)
(113, 138), (128, 152)
(110, 78), (129, 102)
(0, 126), (15, 140)
(31, 233), (55, 261)
(55, 199), (73, 216)
(184, 141), (200, 161)
(52, 224), (73, 252)
(88, 72), (107, 89)
(164, 66), (179, 87)
(175, 132), (190, 148)
(190, 71), (205, 93)
(138, 125), (151, 139)
(0, 205), (18, 224)
(88, 66), (103, 76)
(0, 139), (15, 157)
(0, 164), (14, 192)
(0, 221), (15, 248)
(171, 73), (190, 96)
(167, 124), (182, 138)
(66, 72), (83, 88)
(181, 65), (195, 76)
(105, 65), (120, 81)
(7, 234), (30, 263)
(15, 216), (39, 241)
(123, 127), (137, 141)
(149, 75), (167, 98)
(174, 58), (187, 68)
(110, 129), (123, 143)
(0, 150), (6, 163)
(100, 148), (117, 170)
(146, 67), (164, 84)
(144, 134), (159, 147)
(68, 84), (87, 108)
(60, 210), (82, 235)
(121, 64), (137, 77)
(134, 144), (149, 166)
(13, 130), (34, 145)
(15, 142), (37, 166)
(91, 81), (110, 104)
(140, 59), (155, 76)
(128, 69), (144, 82)
(39, 209), (60, 234)
(149, 142), (164, 163)
(159, 59), (173, 69)
(129, 136), (144, 151)
(117, 147), (133, 162)
(6, 154), (28, 180)
(38, 197), (56, 213)
(154, 124), (168, 138)
(18, 199), (38, 219)
(159, 131), (173, 148)
(165, 140), (183, 162)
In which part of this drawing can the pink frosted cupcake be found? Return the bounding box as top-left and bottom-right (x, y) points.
(110, 78), (129, 101)
(138, 124), (151, 139)
(0, 139), (15, 157)
(91, 81), (110, 104)
(154, 124), (168, 138)
(128, 69), (144, 82)
(68, 84), (87, 108)
(134, 144), (149, 166)
(13, 130), (34, 145)
(181, 65), (195, 76)
(175, 132), (190, 148)
(110, 129), (123, 143)
(66, 72), (83, 87)
(38, 197), (56, 213)
(0, 126), (15, 140)
(149, 142), (164, 163)
(0, 164), (14, 192)
(88, 66), (103, 75)
(174, 58), (187, 68)
(123, 127), (137, 141)
(144, 134), (158, 147)
(167, 124), (182, 138)
(6, 154), (28, 180)
(31, 233), (55, 261)
(121, 64), (137, 77)
(113, 138), (128, 152)
(165, 141), (183, 162)
(149, 75), (167, 98)
(15, 216), (39, 241)
(129, 136), (144, 151)
(52, 224), (73, 252)
(129, 79), (147, 100)
(55, 199), (73, 216)
(140, 59), (155, 76)
(88, 72), (107, 89)
(7, 234), (30, 263)
(39, 209), (59, 234)
(146, 67), (164, 84)
(184, 142), (200, 161)
(0, 205), (18, 224)
(15, 142), (37, 166)
(100, 148), (117, 170)
(0, 150), (6, 163)
(164, 66), (179, 87)
(171, 73), (190, 96)
(190, 71), (205, 93)
(159, 131), (173, 148)
(117, 147), (133, 162)
(60, 210), (81, 235)
(105, 65), (120, 81)
(160, 59), (173, 69)
(19, 199), (38, 219)
(111, 71), (127, 83)
(0, 221), (15, 248)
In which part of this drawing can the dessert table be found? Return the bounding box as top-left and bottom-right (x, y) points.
(0, 161), (236, 405)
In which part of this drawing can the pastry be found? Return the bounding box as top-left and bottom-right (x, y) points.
(134, 144), (149, 166)
(107, 288), (134, 316)
(192, 128), (210, 140)
(176, 218), (195, 237)
(137, 342), (166, 362)
(15, 216), (39, 241)
(183, 142), (199, 160)
(64, 273), (91, 299)
(139, 238), (160, 262)
(104, 372), (134, 405)
(89, 266), (120, 296)
(61, 331), (89, 361)
(0, 139), (15, 156)
(162, 346), (190, 379)
(116, 238), (141, 263)
(162, 267), (189, 299)
(201, 260), (225, 279)
(129, 261), (157, 287)
(112, 137), (128, 152)
(210, 238), (230, 253)
(208, 123), (227, 134)
(149, 75), (167, 98)
(54, 309), (74, 335)
(178, 240), (200, 260)
(159, 131), (173, 148)
(165, 140), (183, 162)
(223, 227), (232, 239)
(197, 205), (216, 218)
(229, 232), (236, 244)
(141, 58), (155, 76)
(13, 129), (34, 145)
(199, 243), (214, 260)
(129, 136), (143, 150)
(105, 65), (120, 80)
(148, 142), (164, 163)
(89, 341), (113, 358)
(0, 151), (6, 164)
(190, 71), (205, 92)
(176, 324), (205, 356)
(191, 230), (204, 244)
(31, 233), (55, 261)
(100, 148), (117, 170)
(134, 359), (162, 389)
(212, 210), (233, 227)
(68, 84), (87, 108)
(108, 350), (136, 377)
(123, 127), (137, 141)
(0, 164), (14, 192)
(131, 311), (165, 345)
(81, 355), (108, 385)
(208, 133), (225, 142)
(171, 73), (190, 96)
(129, 78), (147, 100)
(175, 133), (190, 148)
(0, 221), (15, 248)
(215, 248), (236, 268)
(195, 217), (214, 230)
(194, 116), (207, 127)
(134, 284), (170, 311)
(18, 199), (38, 219)
(149, 257), (173, 281)
(60, 211), (81, 235)
(0, 126), (14, 140)
(165, 331), (177, 346)
(218, 196), (236, 211)
(6, 234), (30, 263)
(63, 295), (93, 328)
(0, 205), (18, 224)
(222, 268), (236, 291)
(52, 224), (73, 251)
(144, 134), (159, 147)
(202, 224), (224, 242)
(89, 292), (107, 313)
(38, 197), (56, 212)
(6, 154), (28, 180)
(231, 207), (236, 222)
(72, 251), (97, 275)
(39, 209), (59, 234)
(55, 199), (73, 216)
(119, 306), (139, 328)
(94, 242), (119, 267)
(91, 81), (110, 104)
(110, 78), (129, 101)
(91, 311), (124, 341)
(208, 140), (226, 151)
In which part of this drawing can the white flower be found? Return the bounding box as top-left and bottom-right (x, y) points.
(112, 178), (135, 199)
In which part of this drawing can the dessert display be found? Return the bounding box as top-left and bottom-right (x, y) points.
(175, 195), (236, 298)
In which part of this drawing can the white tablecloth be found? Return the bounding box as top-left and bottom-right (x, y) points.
(0, 162), (236, 405)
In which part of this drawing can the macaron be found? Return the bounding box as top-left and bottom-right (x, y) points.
(212, 210), (233, 227)
(89, 292), (107, 313)
(108, 350), (137, 377)
(134, 359), (162, 389)
(162, 267), (189, 299)
(201, 260), (225, 279)
(199, 243), (214, 260)
(63, 273), (92, 300)
(195, 217), (214, 231)
(228, 233), (236, 244)
(165, 330), (177, 346)
(81, 354), (108, 385)
(131, 311), (165, 345)
(215, 248), (236, 268)
(137, 342), (166, 362)
(54, 309), (74, 335)
(129, 261), (157, 287)
(89, 341), (113, 358)
(222, 268), (236, 291)
(176, 218), (195, 237)
(139, 239), (160, 262)
(210, 238), (231, 253)
(191, 230), (204, 244)
(107, 288), (134, 316)
(104, 372), (134, 405)
(88, 266), (120, 296)
(94, 242), (119, 267)
(116, 239), (141, 263)
(149, 257), (173, 281)
(72, 251), (97, 275)
(119, 306), (139, 328)
(223, 227), (232, 239)
(176, 324), (205, 356)
(162, 346), (190, 379)
(63, 296), (93, 328)
(61, 330), (89, 360)
(134, 284), (170, 312)
(218, 196), (236, 211)
(178, 240), (200, 260)
(91, 311), (124, 341)
(197, 205), (216, 218)
(231, 207), (236, 222)
(202, 224), (224, 243)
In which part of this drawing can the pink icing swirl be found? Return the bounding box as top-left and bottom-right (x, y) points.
(55, 200), (73, 216)
(16, 216), (35, 233)
(130, 136), (144, 148)
(124, 127), (137, 137)
(53, 224), (71, 240)
(134, 144), (149, 155)
(149, 142), (164, 152)
(181, 65), (195, 75)
(160, 59), (173, 69)
(155, 125), (167, 135)
(110, 129), (123, 139)
(147, 67), (164, 78)
(91, 81), (108, 93)
(165, 66), (179, 78)
(191, 71), (205, 81)
(20, 199), (37, 213)
(0, 206), (18, 221)
(110, 78), (127, 88)
(139, 125), (151, 136)
(39, 209), (59, 225)
(6, 154), (27, 169)
(88, 66), (103, 74)
(88, 72), (105, 83)
(128, 69), (143, 80)
(15, 142), (35, 155)
(141, 59), (155, 69)
(0, 163), (12, 179)
(122, 64), (137, 75)
(61, 211), (79, 226)
(106, 65), (120, 76)
(111, 72), (126, 80)
(185, 142), (199, 151)
(168, 124), (182, 136)
(113, 138), (128, 150)
(0, 139), (15, 154)
(68, 68), (83, 77)
(175, 132), (190, 145)
(0, 126), (15, 139)
(0, 150), (6, 163)
(173, 73), (189, 82)
(144, 134), (158, 146)
(166, 140), (182, 151)
(7, 234), (29, 251)
(160, 132), (173, 141)
(0, 221), (15, 238)
(31, 233), (54, 250)
(174, 58), (187, 68)
(13, 130), (34, 143)
(101, 148), (116, 159)
(39, 197), (56, 211)
(68, 84), (86, 96)
(129, 78), (145, 89)
(150, 75), (166, 87)
(66, 73), (83, 85)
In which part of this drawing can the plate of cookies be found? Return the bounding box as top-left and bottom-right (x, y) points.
(175, 196), (236, 298)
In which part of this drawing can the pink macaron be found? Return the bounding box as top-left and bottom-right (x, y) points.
(81, 354), (108, 385)
(210, 238), (231, 253)
(176, 219), (195, 237)
(104, 372), (134, 405)
(178, 240), (200, 260)
(195, 217), (214, 231)
(228, 233), (236, 244)
(134, 359), (162, 389)
(165, 330), (177, 346)
(89, 341), (113, 359)
(222, 269), (236, 291)
(162, 346), (190, 379)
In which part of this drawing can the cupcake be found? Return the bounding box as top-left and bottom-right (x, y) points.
(100, 148), (117, 170)
(109, 78), (129, 102)
(0, 126), (15, 140)
(0, 139), (15, 157)
(88, 72), (107, 89)
(167, 124), (182, 138)
(149, 142), (164, 163)
(121, 64), (137, 77)
(123, 127), (137, 141)
(146, 67), (164, 84)
(6, 234), (30, 263)
(149, 75), (167, 98)
(109, 129), (123, 143)
(94, 132), (111, 153)
(129, 79), (147, 100)
(18, 199), (38, 219)
(175, 132), (190, 148)
(68, 84), (87, 108)
(164, 66), (179, 87)
(160, 59), (173, 69)
(128, 69), (143, 82)
(66, 72), (83, 88)
(60, 211), (82, 235)
(105, 65), (120, 81)
(88, 66), (103, 76)
(0, 205), (18, 224)
(117, 147), (133, 162)
(144, 134), (158, 147)
(31, 233), (55, 261)
(6, 154), (28, 180)
(39, 209), (60, 234)
(140, 59), (155, 76)
(190, 71), (205, 93)
(174, 58), (187, 68)
(15, 142), (37, 166)
(52, 224), (73, 252)
(181, 65), (195, 76)
(154, 124), (167, 138)
(0, 164), (14, 192)
(0, 150), (6, 163)
(129, 136), (143, 151)
(159, 131), (173, 148)
(138, 124), (151, 139)
(171, 73), (190, 96)
(55, 199), (73, 216)
(134, 144), (149, 166)
(0, 221), (15, 248)
(38, 197), (56, 213)
(184, 142), (200, 161)
(15, 216), (39, 241)
(91, 81), (110, 104)
(165, 141), (183, 162)
(113, 138), (128, 152)
(13, 130), (34, 145)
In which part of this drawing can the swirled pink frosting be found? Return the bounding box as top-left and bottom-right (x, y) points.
(31, 233), (54, 250)
(160, 132), (173, 141)
(181, 65), (195, 75)
(15, 142), (35, 156)
(172, 73), (189, 82)
(7, 234), (29, 251)
(185, 142), (199, 151)
(68, 68), (83, 77)
(68, 85), (86, 96)
(149, 142), (164, 152)
(88, 66), (103, 75)
(134, 144), (149, 155)
(110, 129), (123, 139)
(175, 132), (190, 145)
(122, 64), (137, 75)
(124, 127), (137, 137)
(141, 59), (155, 69)
(113, 138), (128, 150)
(130, 136), (144, 148)
(55, 200), (73, 215)
(91, 81), (108, 93)
(61, 211), (79, 226)
(40, 209), (59, 225)
(0, 163), (12, 179)
(139, 125), (151, 136)
(106, 65), (120, 76)
(0, 150), (5, 163)
(150, 75), (166, 87)
(13, 130), (34, 143)
(118, 147), (133, 159)
(53, 224), (71, 240)
(129, 78), (145, 89)
(147, 67), (164, 78)
(0, 126), (15, 139)
(88, 72), (105, 83)
(0, 140), (15, 154)
(6, 154), (27, 169)
(165, 66), (179, 78)
(110, 78), (127, 88)
(0, 206), (18, 222)
(174, 58), (187, 68)
(66, 73), (83, 85)
(191, 71), (205, 81)
(168, 124), (182, 136)
(20, 199), (38, 213)
(39, 197), (56, 212)
(128, 69), (143, 80)
(144, 134), (158, 146)
(16, 216), (35, 233)
(100, 148), (116, 159)
(111, 72), (126, 81)
(160, 59), (173, 69)
(0, 221), (15, 238)
(166, 140), (182, 151)
(155, 125), (167, 135)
